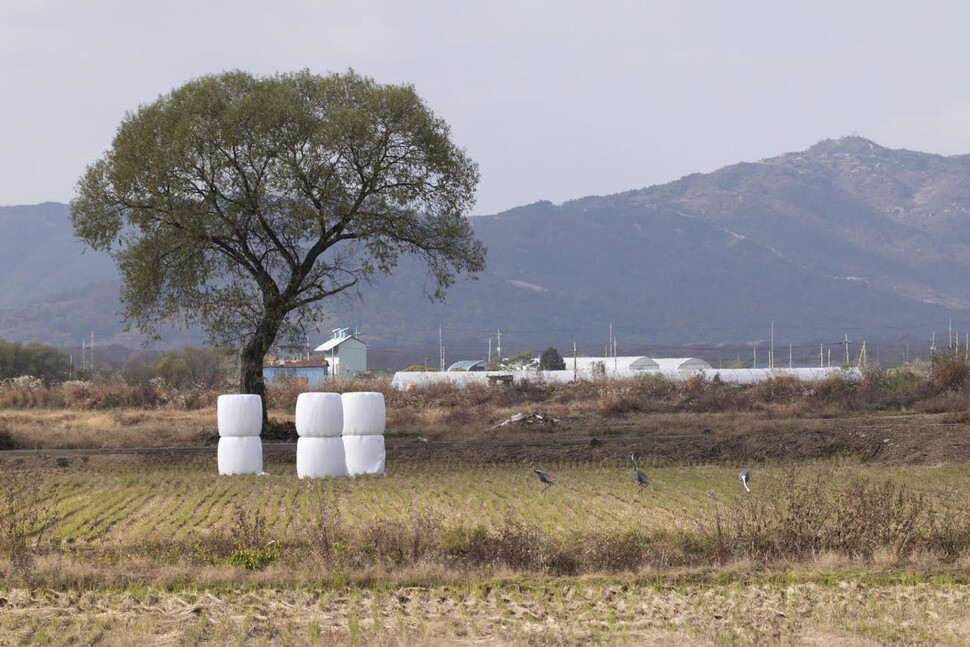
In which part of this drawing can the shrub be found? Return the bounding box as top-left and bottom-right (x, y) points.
(931, 348), (970, 392)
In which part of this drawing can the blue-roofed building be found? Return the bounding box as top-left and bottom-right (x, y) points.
(262, 359), (330, 387)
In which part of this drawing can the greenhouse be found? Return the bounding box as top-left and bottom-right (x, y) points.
(390, 362), (863, 390)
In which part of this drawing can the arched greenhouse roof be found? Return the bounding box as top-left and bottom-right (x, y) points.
(652, 357), (713, 372)
(447, 360), (486, 371)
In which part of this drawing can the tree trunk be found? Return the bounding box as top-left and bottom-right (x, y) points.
(240, 313), (284, 433)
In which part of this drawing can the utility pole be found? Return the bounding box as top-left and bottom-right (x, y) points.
(488, 337), (492, 363)
(820, 343), (823, 368)
(770, 321), (774, 370)
(439, 325), (444, 372)
(497, 328), (502, 361)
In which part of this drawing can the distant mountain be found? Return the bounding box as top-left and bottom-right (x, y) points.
(1, 137), (968, 365)
(0, 202), (116, 309)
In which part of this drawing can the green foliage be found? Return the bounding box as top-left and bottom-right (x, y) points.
(122, 347), (232, 389)
(0, 338), (70, 384)
(227, 542), (280, 570)
(486, 350), (535, 371)
(71, 69), (485, 402)
(441, 524), (489, 557)
(539, 346), (566, 371)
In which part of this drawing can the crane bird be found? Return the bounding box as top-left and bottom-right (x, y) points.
(739, 470), (751, 492)
(530, 462), (555, 487)
(630, 453), (653, 493)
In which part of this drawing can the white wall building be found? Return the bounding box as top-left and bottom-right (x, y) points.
(390, 362), (861, 390)
(314, 328), (367, 377)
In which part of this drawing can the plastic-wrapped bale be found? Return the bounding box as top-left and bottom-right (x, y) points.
(343, 435), (385, 475)
(341, 392), (386, 435)
(218, 436), (263, 475)
(295, 393), (343, 438)
(217, 394), (263, 437)
(296, 437), (349, 478)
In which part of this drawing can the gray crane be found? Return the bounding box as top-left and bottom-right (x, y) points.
(530, 462), (555, 487)
(630, 453), (653, 493)
(739, 470), (751, 492)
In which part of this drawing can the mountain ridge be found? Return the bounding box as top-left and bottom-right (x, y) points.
(2, 137), (968, 364)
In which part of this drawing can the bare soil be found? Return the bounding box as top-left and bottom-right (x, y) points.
(4, 410), (969, 469)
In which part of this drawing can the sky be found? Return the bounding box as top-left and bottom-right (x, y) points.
(3, 1), (970, 215)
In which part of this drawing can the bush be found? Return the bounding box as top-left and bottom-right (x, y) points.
(931, 348), (970, 392)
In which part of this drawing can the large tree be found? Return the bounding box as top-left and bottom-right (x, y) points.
(72, 70), (485, 418)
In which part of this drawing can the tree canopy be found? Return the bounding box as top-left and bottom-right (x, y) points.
(539, 346), (566, 371)
(72, 69), (485, 414)
(0, 338), (70, 384)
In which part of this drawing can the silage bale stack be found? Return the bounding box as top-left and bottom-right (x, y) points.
(341, 392), (386, 475)
(217, 394), (263, 475)
(295, 392), (348, 478)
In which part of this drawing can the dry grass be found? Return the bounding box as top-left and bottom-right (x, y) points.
(1, 575), (970, 645)
(0, 408), (216, 449)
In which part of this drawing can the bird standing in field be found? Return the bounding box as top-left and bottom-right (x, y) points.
(530, 462), (555, 488)
(630, 453), (653, 493)
(739, 470), (751, 492)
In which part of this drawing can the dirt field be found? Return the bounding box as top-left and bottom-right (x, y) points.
(4, 409), (969, 469)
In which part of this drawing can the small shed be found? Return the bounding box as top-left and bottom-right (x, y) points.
(314, 328), (367, 377)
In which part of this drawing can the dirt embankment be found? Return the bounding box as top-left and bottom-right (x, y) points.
(4, 411), (968, 469)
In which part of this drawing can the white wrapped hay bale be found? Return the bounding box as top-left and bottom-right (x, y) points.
(295, 393), (343, 438)
(218, 436), (263, 475)
(296, 437), (349, 478)
(341, 392), (386, 435)
(217, 394), (263, 437)
(343, 435), (386, 475)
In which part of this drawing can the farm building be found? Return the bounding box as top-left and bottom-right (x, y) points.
(390, 363), (861, 390)
(314, 328), (367, 377)
(652, 357), (713, 372)
(702, 367), (862, 384)
(448, 360), (487, 371)
(565, 356), (660, 377)
(262, 359), (329, 387)
(562, 356), (712, 378)
(390, 370), (577, 391)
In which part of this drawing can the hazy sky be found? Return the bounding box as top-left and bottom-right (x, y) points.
(3, 1), (970, 215)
